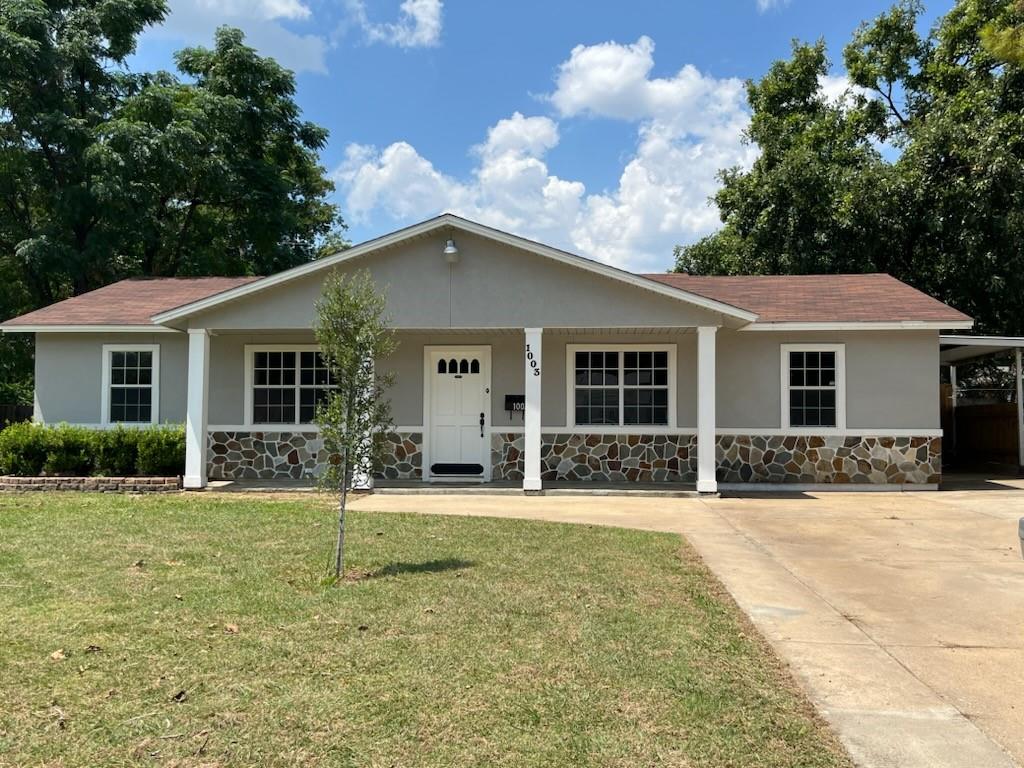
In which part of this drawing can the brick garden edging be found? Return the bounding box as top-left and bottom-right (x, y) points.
(0, 476), (181, 493)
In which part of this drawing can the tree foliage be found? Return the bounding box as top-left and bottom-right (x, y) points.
(313, 270), (396, 578)
(0, 1), (343, 400)
(675, 0), (1024, 336)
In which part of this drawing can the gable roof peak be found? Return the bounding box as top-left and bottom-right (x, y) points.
(149, 214), (758, 325)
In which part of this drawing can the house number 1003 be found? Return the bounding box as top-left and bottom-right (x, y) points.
(526, 344), (541, 376)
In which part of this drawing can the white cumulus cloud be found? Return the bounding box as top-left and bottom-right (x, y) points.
(150, 0), (329, 74)
(337, 113), (585, 248)
(756, 0), (791, 11)
(817, 73), (871, 106)
(347, 0), (443, 47)
(335, 38), (756, 271)
(548, 35), (744, 130)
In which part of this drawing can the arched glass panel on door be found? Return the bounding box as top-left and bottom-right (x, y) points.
(437, 359), (446, 374)
(459, 359), (469, 374)
(470, 359), (480, 374)
(448, 358), (457, 374)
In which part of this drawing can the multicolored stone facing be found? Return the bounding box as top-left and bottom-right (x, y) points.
(210, 430), (941, 485)
(377, 432), (423, 480)
(491, 432), (525, 481)
(494, 432), (940, 485)
(208, 430), (424, 481)
(492, 432), (697, 482)
(716, 435), (942, 485)
(208, 431), (322, 480)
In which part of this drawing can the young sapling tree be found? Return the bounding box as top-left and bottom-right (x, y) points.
(313, 270), (396, 578)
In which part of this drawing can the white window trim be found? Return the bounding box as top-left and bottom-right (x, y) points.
(564, 344), (677, 429)
(780, 343), (846, 432)
(100, 344), (160, 426)
(244, 344), (337, 428)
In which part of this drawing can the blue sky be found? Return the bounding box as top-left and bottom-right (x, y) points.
(130, 0), (950, 272)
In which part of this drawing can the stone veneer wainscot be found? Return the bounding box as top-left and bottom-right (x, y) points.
(208, 431), (323, 480)
(207, 430), (424, 481)
(492, 432), (698, 482)
(211, 430), (940, 486)
(377, 431), (423, 480)
(716, 435), (941, 485)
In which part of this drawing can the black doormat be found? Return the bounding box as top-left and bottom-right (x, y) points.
(431, 463), (484, 476)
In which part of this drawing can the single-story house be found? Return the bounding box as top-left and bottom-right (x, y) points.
(0, 214), (974, 492)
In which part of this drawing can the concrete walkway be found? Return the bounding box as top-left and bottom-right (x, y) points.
(349, 487), (1024, 768)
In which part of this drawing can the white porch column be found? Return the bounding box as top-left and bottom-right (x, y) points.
(183, 328), (210, 489)
(524, 327), (543, 492)
(352, 357), (374, 491)
(1016, 349), (1023, 470)
(697, 326), (718, 494)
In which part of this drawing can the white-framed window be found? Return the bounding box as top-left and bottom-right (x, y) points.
(101, 344), (160, 425)
(244, 345), (336, 426)
(780, 344), (846, 430)
(566, 344), (676, 427)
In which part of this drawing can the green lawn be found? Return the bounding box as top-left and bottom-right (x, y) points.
(0, 493), (850, 768)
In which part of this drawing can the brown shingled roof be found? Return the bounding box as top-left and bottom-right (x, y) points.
(1, 277), (260, 327)
(641, 273), (972, 324)
(1, 271), (970, 328)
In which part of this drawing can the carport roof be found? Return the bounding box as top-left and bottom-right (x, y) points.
(939, 335), (1024, 364)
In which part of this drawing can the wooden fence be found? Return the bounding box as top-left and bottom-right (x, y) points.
(0, 404), (32, 429)
(944, 397), (1020, 468)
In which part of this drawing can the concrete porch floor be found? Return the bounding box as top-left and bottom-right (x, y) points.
(203, 478), (703, 497)
(203, 472), (1024, 496)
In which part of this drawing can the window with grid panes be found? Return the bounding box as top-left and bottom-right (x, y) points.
(573, 349), (670, 426)
(109, 350), (154, 423)
(251, 350), (336, 425)
(787, 350), (837, 427)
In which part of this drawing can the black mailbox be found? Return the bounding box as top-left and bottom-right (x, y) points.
(505, 394), (525, 419)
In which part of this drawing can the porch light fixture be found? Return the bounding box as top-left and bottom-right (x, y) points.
(443, 238), (459, 264)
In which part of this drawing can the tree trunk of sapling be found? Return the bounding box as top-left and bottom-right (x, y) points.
(334, 453), (351, 578)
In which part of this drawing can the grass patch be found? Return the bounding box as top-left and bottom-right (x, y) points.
(0, 493), (850, 767)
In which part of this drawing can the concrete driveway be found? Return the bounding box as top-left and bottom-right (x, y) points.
(352, 481), (1024, 768)
(693, 484), (1024, 768)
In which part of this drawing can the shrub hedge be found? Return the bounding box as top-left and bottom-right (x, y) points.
(0, 423), (185, 477)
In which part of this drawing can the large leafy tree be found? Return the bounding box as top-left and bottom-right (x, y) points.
(676, 0), (1024, 337)
(0, 1), (342, 401)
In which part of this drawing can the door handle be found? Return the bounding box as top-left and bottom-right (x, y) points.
(480, 412), (485, 438)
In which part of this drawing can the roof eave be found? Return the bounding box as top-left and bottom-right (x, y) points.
(740, 320), (974, 331)
(0, 323), (179, 333)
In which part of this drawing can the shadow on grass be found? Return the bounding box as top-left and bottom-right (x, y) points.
(369, 558), (474, 579)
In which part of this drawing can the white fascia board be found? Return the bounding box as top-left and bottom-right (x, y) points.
(150, 213), (759, 325)
(741, 320), (974, 331)
(0, 324), (180, 334)
(939, 334), (1024, 347)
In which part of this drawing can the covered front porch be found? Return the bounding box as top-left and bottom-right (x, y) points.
(182, 325), (723, 493)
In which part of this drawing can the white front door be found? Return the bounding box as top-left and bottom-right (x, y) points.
(427, 347), (490, 478)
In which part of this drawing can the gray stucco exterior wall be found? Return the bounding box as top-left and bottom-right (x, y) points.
(378, 329), (937, 432)
(183, 232), (734, 331)
(378, 331), (697, 429)
(32, 328), (940, 434)
(716, 330), (939, 430)
(34, 332), (188, 424)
